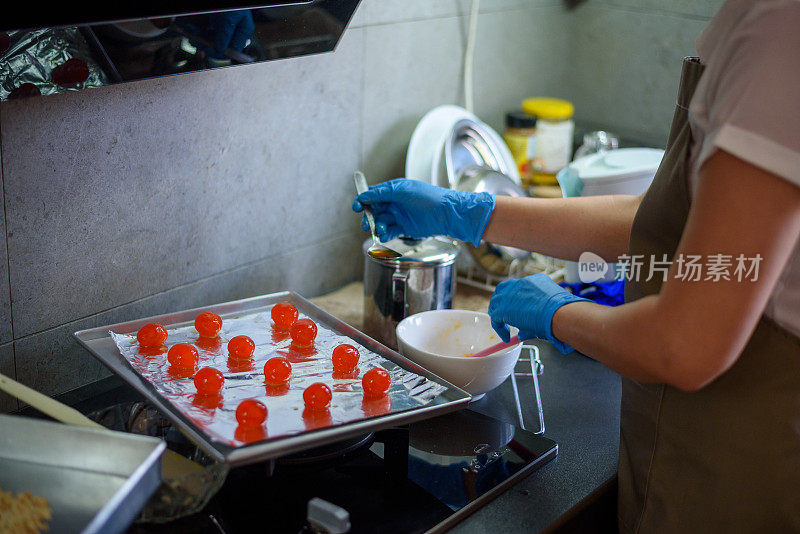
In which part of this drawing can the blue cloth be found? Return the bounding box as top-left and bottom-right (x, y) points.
(488, 273), (590, 354)
(558, 280), (625, 307)
(352, 178), (495, 247)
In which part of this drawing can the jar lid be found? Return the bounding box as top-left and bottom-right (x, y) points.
(363, 237), (459, 267)
(522, 97), (574, 120)
(505, 111), (537, 129)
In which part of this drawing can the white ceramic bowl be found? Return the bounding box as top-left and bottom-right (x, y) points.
(396, 310), (521, 400)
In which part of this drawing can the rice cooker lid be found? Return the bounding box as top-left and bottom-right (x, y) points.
(363, 237), (459, 267)
(576, 148), (665, 183)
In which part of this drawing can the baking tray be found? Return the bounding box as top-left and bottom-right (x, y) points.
(74, 291), (471, 466)
(0, 413), (164, 534)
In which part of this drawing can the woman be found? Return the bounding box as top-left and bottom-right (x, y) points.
(353, 0), (800, 530)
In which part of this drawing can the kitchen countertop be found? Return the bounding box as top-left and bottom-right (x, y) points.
(313, 282), (622, 533)
(26, 282), (621, 533)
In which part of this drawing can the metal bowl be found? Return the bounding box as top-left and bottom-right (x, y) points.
(442, 119), (518, 188)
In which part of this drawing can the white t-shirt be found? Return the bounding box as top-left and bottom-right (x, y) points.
(688, 0), (800, 337)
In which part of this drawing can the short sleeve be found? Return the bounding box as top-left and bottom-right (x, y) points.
(692, 2), (800, 188)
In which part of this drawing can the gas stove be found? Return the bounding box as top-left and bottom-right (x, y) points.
(26, 350), (556, 533)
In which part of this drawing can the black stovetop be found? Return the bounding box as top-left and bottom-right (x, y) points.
(20, 369), (557, 533)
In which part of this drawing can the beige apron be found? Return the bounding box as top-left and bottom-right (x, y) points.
(619, 57), (800, 533)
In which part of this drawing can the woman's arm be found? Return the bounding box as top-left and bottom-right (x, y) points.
(482, 194), (642, 262)
(552, 150), (800, 391)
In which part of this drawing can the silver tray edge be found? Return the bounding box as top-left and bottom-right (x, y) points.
(74, 291), (471, 466)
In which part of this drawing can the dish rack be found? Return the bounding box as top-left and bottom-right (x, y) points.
(457, 245), (565, 292)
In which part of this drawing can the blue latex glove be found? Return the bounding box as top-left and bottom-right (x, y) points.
(351, 178), (495, 247)
(488, 273), (590, 355)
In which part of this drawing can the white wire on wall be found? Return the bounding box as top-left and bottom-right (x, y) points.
(464, 0), (481, 113)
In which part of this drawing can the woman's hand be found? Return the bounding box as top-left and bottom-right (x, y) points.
(352, 179), (494, 246)
(488, 273), (589, 354)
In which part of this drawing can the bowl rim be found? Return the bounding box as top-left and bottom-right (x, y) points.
(395, 309), (521, 361)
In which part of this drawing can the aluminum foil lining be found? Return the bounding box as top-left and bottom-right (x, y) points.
(0, 28), (107, 100)
(110, 306), (447, 447)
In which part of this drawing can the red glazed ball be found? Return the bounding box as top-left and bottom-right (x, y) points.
(194, 366), (224, 395)
(303, 382), (332, 411)
(167, 343), (199, 369)
(271, 302), (299, 330)
(137, 323), (168, 347)
(362, 368), (391, 398)
(264, 357), (292, 385)
(235, 399), (268, 427)
(195, 311), (223, 338)
(290, 318), (317, 347)
(228, 335), (255, 360)
(332, 344), (360, 373)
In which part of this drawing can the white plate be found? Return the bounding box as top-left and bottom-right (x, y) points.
(405, 105), (478, 183)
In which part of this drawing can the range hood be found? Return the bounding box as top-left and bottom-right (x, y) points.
(0, 0), (361, 101)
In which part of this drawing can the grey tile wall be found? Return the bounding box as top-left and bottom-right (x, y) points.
(2, 28), (363, 340)
(14, 232), (363, 397)
(362, 3), (570, 182)
(589, 0), (724, 19)
(0, 343), (16, 412)
(564, 2), (713, 146)
(0, 0), (718, 405)
(0, 170), (11, 345)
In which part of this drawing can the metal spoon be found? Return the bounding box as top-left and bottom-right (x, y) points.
(353, 171), (402, 260)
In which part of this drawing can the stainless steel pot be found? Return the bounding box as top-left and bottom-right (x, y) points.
(363, 237), (459, 349)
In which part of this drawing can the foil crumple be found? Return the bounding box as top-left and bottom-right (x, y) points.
(0, 28), (107, 100)
(110, 306), (447, 447)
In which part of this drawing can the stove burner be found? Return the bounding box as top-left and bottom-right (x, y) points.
(67, 349), (557, 533)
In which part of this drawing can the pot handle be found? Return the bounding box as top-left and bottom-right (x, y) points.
(391, 271), (408, 321)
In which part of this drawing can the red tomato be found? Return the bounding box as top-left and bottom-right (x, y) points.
(194, 366), (224, 395)
(167, 343), (198, 369)
(303, 382), (332, 411)
(137, 323), (168, 347)
(362, 368), (391, 398)
(290, 318), (317, 347)
(332, 344), (360, 373)
(195, 311), (222, 338)
(228, 335), (255, 360)
(271, 302), (299, 330)
(235, 399), (268, 427)
(51, 58), (90, 86)
(263, 356), (292, 385)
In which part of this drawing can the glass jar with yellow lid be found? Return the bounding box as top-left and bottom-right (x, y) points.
(522, 97), (575, 185)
